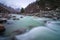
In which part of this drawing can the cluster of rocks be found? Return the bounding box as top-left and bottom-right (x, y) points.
(36, 10), (60, 20)
(23, 1), (60, 20)
(0, 24), (5, 36)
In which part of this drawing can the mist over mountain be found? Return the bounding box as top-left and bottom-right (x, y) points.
(0, 3), (21, 13)
(0, 0), (36, 9)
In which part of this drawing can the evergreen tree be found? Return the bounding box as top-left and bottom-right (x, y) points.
(20, 8), (25, 13)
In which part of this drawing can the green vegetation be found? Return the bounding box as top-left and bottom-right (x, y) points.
(20, 8), (25, 13)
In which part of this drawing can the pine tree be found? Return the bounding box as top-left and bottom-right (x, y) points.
(20, 8), (25, 13)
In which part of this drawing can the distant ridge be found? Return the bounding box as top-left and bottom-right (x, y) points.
(0, 3), (19, 13)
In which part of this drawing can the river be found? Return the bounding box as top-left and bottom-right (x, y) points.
(0, 14), (60, 40)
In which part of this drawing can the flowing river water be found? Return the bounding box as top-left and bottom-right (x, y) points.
(0, 14), (60, 40)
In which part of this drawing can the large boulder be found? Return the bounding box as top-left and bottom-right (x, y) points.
(0, 24), (5, 35)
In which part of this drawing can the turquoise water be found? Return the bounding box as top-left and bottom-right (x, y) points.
(15, 21), (60, 40)
(1, 14), (60, 40)
(4, 15), (53, 35)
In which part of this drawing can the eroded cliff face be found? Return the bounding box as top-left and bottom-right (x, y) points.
(24, 1), (60, 19)
(25, 0), (60, 13)
(25, 2), (40, 13)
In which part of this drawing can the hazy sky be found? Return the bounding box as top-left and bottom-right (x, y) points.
(0, 0), (36, 8)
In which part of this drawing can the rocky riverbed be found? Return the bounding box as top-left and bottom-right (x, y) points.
(0, 14), (60, 40)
